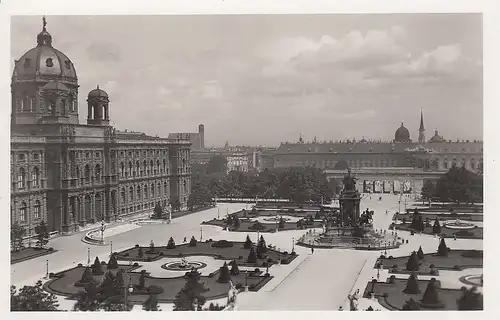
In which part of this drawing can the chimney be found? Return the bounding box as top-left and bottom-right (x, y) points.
(198, 124), (205, 149)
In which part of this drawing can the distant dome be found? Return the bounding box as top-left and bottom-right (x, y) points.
(394, 122), (411, 143)
(12, 17), (77, 83)
(429, 129), (445, 143)
(88, 85), (109, 99)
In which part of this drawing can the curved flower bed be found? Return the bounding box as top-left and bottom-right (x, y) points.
(81, 229), (107, 246)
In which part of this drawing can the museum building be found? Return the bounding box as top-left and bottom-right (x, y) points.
(10, 19), (192, 236)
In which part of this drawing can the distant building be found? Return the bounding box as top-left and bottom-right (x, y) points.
(169, 124), (205, 151)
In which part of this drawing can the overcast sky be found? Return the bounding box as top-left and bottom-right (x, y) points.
(11, 14), (482, 146)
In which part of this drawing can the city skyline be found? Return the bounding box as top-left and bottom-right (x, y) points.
(11, 14), (483, 146)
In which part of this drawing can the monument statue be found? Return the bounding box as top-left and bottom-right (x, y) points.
(343, 169), (357, 192)
(347, 289), (360, 311)
(227, 280), (238, 307)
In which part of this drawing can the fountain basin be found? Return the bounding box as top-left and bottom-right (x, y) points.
(443, 220), (476, 230)
(161, 260), (207, 271)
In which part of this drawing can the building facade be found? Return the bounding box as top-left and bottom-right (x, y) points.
(10, 18), (191, 235)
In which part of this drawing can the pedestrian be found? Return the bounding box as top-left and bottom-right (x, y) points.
(183, 237), (187, 242)
(311, 247), (314, 254)
(338, 306), (343, 311)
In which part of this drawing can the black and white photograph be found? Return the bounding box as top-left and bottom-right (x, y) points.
(4, 0), (497, 315)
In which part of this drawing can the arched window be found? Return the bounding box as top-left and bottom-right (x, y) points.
(129, 187), (134, 202)
(156, 160), (160, 174)
(136, 161), (140, 177)
(137, 185), (141, 200)
(121, 188), (126, 203)
(163, 159), (167, 173)
(157, 183), (161, 196)
(150, 160), (154, 175)
(182, 158), (186, 167)
(128, 162), (132, 177)
(144, 186), (148, 199)
(76, 166), (81, 179)
(151, 183), (155, 199)
(84, 165), (91, 182)
(183, 180), (187, 193)
(95, 164), (101, 182)
(31, 166), (40, 187)
(143, 160), (147, 176)
(20, 202), (28, 221)
(164, 182), (168, 196)
(18, 168), (26, 189)
(22, 92), (29, 111)
(34, 200), (41, 219)
(120, 162), (124, 178)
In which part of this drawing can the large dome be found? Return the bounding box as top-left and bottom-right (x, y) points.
(394, 122), (411, 143)
(12, 17), (77, 83)
(429, 129), (445, 143)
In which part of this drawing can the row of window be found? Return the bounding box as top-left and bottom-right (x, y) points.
(18, 200), (42, 222)
(70, 151), (101, 160)
(120, 182), (171, 204)
(15, 97), (77, 113)
(119, 149), (168, 158)
(14, 152), (41, 161)
(119, 160), (170, 178)
(16, 167), (41, 189)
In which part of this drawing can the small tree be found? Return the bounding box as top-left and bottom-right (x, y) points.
(243, 235), (253, 249)
(247, 247), (257, 263)
(230, 260), (240, 275)
(35, 220), (50, 249)
(173, 269), (208, 311)
(167, 237), (176, 249)
(92, 257), (103, 274)
(11, 281), (60, 311)
(80, 267), (94, 283)
(437, 238), (448, 257)
(11, 222), (26, 252)
(421, 180), (436, 204)
(138, 247), (144, 258)
(138, 272), (146, 290)
(432, 218), (442, 234)
(406, 251), (420, 271)
(417, 246), (425, 260)
(457, 286), (483, 310)
(143, 294), (161, 311)
(403, 272), (421, 294)
(149, 240), (156, 253)
(278, 218), (285, 229)
(402, 298), (421, 310)
(233, 214), (241, 230)
(73, 281), (100, 311)
(107, 254), (118, 269)
(257, 235), (267, 258)
(217, 262), (231, 283)
(189, 236), (198, 247)
(420, 278), (443, 308)
(152, 202), (163, 219)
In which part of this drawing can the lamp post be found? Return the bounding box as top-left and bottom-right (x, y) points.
(45, 259), (49, 279)
(292, 237), (295, 253)
(124, 261), (133, 310)
(87, 247), (91, 266)
(217, 207), (220, 220)
(110, 240), (113, 257)
(245, 270), (249, 291)
(100, 220), (106, 244)
(200, 226), (203, 241)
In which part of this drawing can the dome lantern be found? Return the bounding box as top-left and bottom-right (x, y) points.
(37, 16), (52, 47)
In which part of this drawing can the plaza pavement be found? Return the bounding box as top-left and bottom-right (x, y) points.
(11, 195), (483, 311)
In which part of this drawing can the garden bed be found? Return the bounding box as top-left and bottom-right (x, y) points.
(115, 241), (298, 267)
(362, 278), (466, 310)
(395, 223), (483, 239)
(44, 264), (273, 304)
(11, 247), (56, 264)
(202, 218), (323, 233)
(377, 250), (483, 275)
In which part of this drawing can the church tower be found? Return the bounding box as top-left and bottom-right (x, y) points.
(418, 109), (425, 143)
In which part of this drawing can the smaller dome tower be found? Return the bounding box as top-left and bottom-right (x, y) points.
(86, 85), (110, 126)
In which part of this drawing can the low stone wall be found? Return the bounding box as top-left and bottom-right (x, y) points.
(130, 219), (170, 225)
(81, 229), (106, 246)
